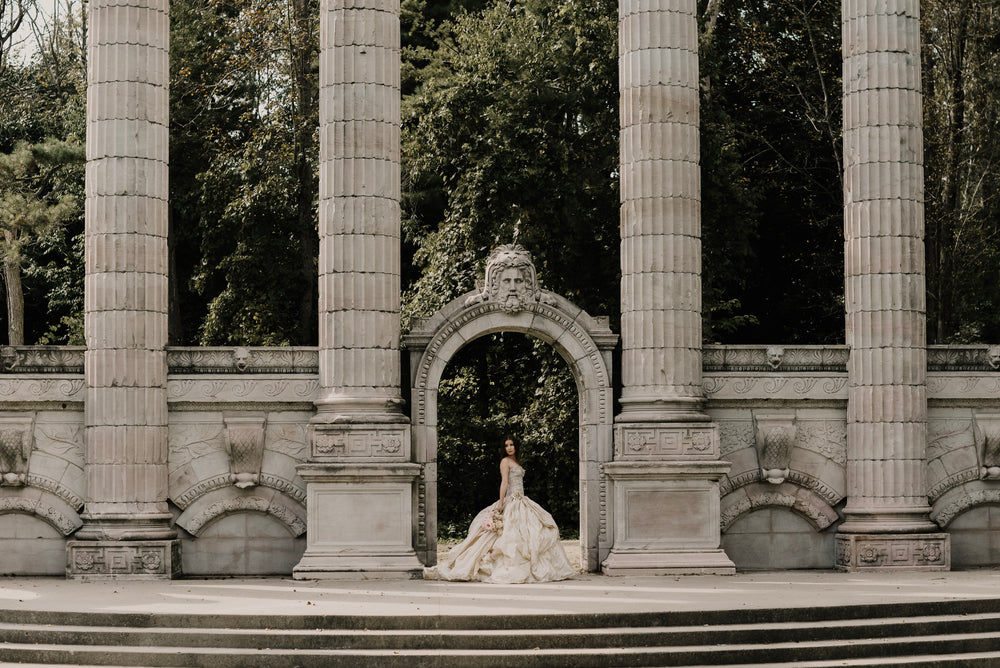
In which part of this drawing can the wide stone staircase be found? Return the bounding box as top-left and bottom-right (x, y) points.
(3, 597), (1000, 666)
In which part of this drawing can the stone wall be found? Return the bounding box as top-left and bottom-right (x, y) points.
(3, 343), (1000, 574)
(0, 346), (315, 576)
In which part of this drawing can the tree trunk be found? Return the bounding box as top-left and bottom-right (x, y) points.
(3, 254), (24, 345)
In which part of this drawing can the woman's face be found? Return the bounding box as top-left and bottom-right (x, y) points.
(504, 440), (516, 456)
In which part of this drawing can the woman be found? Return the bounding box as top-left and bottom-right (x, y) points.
(424, 437), (577, 583)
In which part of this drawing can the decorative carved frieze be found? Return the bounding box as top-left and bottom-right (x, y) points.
(754, 414), (796, 485)
(223, 416), (266, 489)
(702, 345), (849, 373)
(614, 424), (719, 459)
(311, 425), (409, 461)
(0, 416), (34, 486)
(974, 413), (1000, 480)
(0, 346), (84, 373)
(66, 540), (181, 579)
(167, 347), (319, 374)
(167, 378), (319, 404)
(835, 534), (950, 572)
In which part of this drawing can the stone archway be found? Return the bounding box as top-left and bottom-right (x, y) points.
(403, 246), (617, 572)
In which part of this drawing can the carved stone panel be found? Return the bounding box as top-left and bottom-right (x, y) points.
(614, 423), (719, 460)
(310, 424), (409, 461)
(66, 540), (181, 579)
(835, 534), (950, 572)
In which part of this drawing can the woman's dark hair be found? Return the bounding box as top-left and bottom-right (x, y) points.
(500, 435), (522, 465)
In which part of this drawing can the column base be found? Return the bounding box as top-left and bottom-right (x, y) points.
(835, 533), (950, 572)
(66, 540), (181, 579)
(293, 552), (423, 580)
(602, 549), (735, 576)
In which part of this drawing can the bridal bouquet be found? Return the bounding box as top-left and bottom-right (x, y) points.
(482, 509), (504, 534)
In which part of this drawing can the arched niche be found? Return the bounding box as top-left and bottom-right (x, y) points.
(404, 287), (617, 572)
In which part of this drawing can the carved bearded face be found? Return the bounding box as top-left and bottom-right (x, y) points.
(497, 266), (528, 313)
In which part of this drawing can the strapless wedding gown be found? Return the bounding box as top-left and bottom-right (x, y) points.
(423, 465), (577, 583)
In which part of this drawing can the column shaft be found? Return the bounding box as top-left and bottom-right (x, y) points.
(841, 0), (935, 534)
(317, 0), (403, 413)
(618, 0), (704, 421)
(79, 0), (172, 539)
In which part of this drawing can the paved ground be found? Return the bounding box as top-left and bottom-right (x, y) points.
(4, 570), (1000, 618)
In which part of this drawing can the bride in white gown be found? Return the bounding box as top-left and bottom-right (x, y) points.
(424, 437), (577, 583)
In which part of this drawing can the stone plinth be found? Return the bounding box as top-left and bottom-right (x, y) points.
(836, 533), (950, 572)
(602, 459), (734, 576)
(67, 540), (180, 580)
(293, 461), (422, 579)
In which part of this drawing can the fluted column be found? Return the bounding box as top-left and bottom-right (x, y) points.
(295, 0), (419, 578)
(69, 0), (178, 578)
(604, 0), (732, 576)
(316, 0), (403, 416)
(618, 0), (704, 422)
(837, 0), (949, 570)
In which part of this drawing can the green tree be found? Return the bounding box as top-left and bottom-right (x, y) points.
(402, 0), (619, 327)
(170, 0), (319, 345)
(0, 136), (83, 344)
(699, 0), (844, 343)
(923, 1), (1000, 342)
(0, 1), (86, 345)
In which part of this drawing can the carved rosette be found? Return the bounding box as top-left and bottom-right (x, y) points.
(974, 413), (1000, 480)
(754, 414), (796, 484)
(0, 415), (34, 487)
(223, 416), (267, 489)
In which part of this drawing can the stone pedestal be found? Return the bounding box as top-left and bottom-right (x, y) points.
(836, 533), (950, 572)
(67, 540), (180, 579)
(602, 424), (735, 575)
(293, 457), (422, 579)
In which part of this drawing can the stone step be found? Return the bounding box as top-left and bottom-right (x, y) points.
(3, 599), (1000, 667)
(4, 632), (1000, 668)
(4, 612), (1000, 650)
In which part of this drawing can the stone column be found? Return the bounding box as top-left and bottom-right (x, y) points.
(293, 0), (421, 579)
(68, 0), (179, 579)
(836, 0), (949, 571)
(603, 0), (733, 575)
